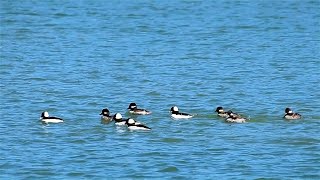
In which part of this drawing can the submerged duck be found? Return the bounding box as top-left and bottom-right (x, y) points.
(215, 107), (229, 118)
(112, 113), (128, 126)
(283, 108), (301, 120)
(170, 106), (194, 119)
(126, 118), (151, 131)
(225, 111), (247, 123)
(127, 103), (152, 115)
(40, 111), (64, 124)
(100, 108), (113, 123)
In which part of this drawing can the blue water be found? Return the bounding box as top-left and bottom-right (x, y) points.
(1, 0), (320, 179)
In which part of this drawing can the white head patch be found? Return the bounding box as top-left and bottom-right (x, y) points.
(288, 110), (293, 113)
(128, 118), (135, 124)
(115, 113), (122, 119)
(219, 109), (224, 113)
(173, 106), (179, 112)
(44, 111), (49, 117)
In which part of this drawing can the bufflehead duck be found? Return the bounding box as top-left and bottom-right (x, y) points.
(40, 111), (64, 124)
(284, 108), (301, 120)
(215, 107), (229, 118)
(225, 111), (247, 123)
(113, 113), (128, 126)
(127, 103), (152, 115)
(126, 118), (151, 131)
(170, 106), (194, 119)
(100, 108), (113, 123)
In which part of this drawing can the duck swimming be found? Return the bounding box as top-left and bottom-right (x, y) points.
(125, 118), (151, 131)
(127, 103), (152, 115)
(100, 108), (113, 123)
(112, 113), (128, 126)
(283, 107), (301, 120)
(40, 111), (64, 124)
(215, 107), (242, 118)
(225, 111), (247, 123)
(170, 106), (194, 119)
(215, 107), (229, 118)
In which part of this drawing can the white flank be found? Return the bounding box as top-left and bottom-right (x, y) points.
(284, 115), (301, 120)
(132, 111), (152, 115)
(226, 118), (246, 123)
(42, 118), (63, 123)
(128, 126), (150, 131)
(101, 116), (112, 121)
(171, 114), (193, 119)
(218, 113), (229, 118)
(115, 121), (126, 126)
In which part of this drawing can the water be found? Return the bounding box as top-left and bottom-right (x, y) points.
(1, 0), (320, 179)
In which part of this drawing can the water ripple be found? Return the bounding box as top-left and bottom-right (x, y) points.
(1, 0), (319, 179)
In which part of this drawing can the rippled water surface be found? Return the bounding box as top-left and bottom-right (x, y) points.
(1, 0), (320, 179)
